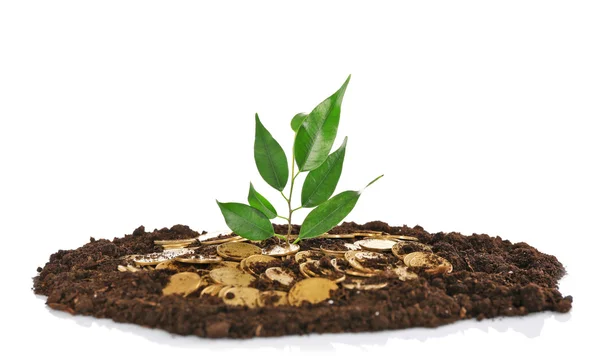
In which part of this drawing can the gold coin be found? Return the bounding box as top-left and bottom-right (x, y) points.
(300, 261), (345, 283)
(126, 265), (140, 272)
(392, 241), (433, 259)
(299, 262), (318, 278)
(406, 252), (431, 267)
(162, 272), (202, 296)
(218, 285), (235, 298)
(295, 250), (324, 263)
(199, 230), (243, 245)
(406, 252), (453, 273)
(320, 242), (361, 256)
(132, 248), (194, 266)
(258, 291), (289, 307)
(175, 253), (223, 264)
(161, 243), (192, 250)
(221, 287), (261, 308)
(217, 242), (261, 261)
(319, 233), (356, 239)
(329, 258), (345, 273)
(352, 231), (383, 237)
(342, 278), (388, 290)
(344, 250), (388, 273)
(262, 243), (300, 257)
(288, 278), (338, 307)
(389, 235), (419, 241)
(155, 260), (180, 270)
(264, 267), (295, 286)
(331, 258), (376, 277)
(155, 238), (198, 246)
(355, 239), (397, 252)
(244, 254), (278, 275)
(212, 260), (240, 269)
(200, 284), (225, 297)
(209, 267), (255, 286)
(239, 258), (249, 273)
(197, 230), (232, 241)
(391, 265), (419, 281)
(403, 251), (422, 266)
(318, 267), (346, 283)
(344, 268), (377, 277)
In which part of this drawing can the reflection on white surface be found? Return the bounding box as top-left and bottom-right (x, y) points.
(38, 294), (571, 351)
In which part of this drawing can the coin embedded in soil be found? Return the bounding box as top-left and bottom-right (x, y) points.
(295, 250), (325, 263)
(209, 267), (255, 286)
(392, 241), (433, 259)
(162, 272), (203, 296)
(200, 284), (225, 297)
(345, 250), (389, 273)
(175, 253), (223, 264)
(407, 252), (453, 274)
(299, 262), (318, 278)
(132, 248), (195, 266)
(262, 243), (300, 257)
(331, 258), (377, 278)
(198, 230), (232, 241)
(288, 278), (339, 307)
(382, 234), (419, 242)
(403, 252), (421, 266)
(199, 230), (244, 245)
(355, 238), (397, 252)
(341, 278), (388, 290)
(211, 260), (240, 269)
(155, 238), (198, 248)
(218, 285), (235, 298)
(391, 265), (419, 281)
(300, 261), (345, 283)
(352, 231), (384, 237)
(264, 267), (295, 286)
(217, 242), (261, 261)
(155, 260), (181, 271)
(244, 254), (278, 275)
(320, 242), (361, 256)
(319, 233), (356, 239)
(221, 287), (261, 308)
(258, 290), (289, 307)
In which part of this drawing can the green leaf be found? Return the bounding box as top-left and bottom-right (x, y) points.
(254, 113), (289, 191)
(290, 112), (308, 132)
(216, 201), (275, 241)
(301, 137), (348, 208)
(247, 182), (278, 219)
(298, 190), (360, 240)
(297, 174), (384, 240)
(294, 75), (351, 172)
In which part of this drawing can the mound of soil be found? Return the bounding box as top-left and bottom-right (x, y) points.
(32, 222), (572, 339)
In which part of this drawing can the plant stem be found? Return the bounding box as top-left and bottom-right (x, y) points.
(281, 137), (302, 246)
(280, 191), (289, 202)
(285, 154), (296, 245)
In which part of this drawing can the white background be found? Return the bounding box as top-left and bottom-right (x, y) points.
(1, 1), (598, 357)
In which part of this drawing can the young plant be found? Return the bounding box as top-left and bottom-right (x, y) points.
(216, 75), (383, 245)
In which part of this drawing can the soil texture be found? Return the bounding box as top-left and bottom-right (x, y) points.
(33, 222), (572, 339)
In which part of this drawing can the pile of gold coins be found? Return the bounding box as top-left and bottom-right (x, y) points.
(117, 230), (452, 308)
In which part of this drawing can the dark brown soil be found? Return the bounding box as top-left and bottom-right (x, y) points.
(33, 221), (572, 339)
